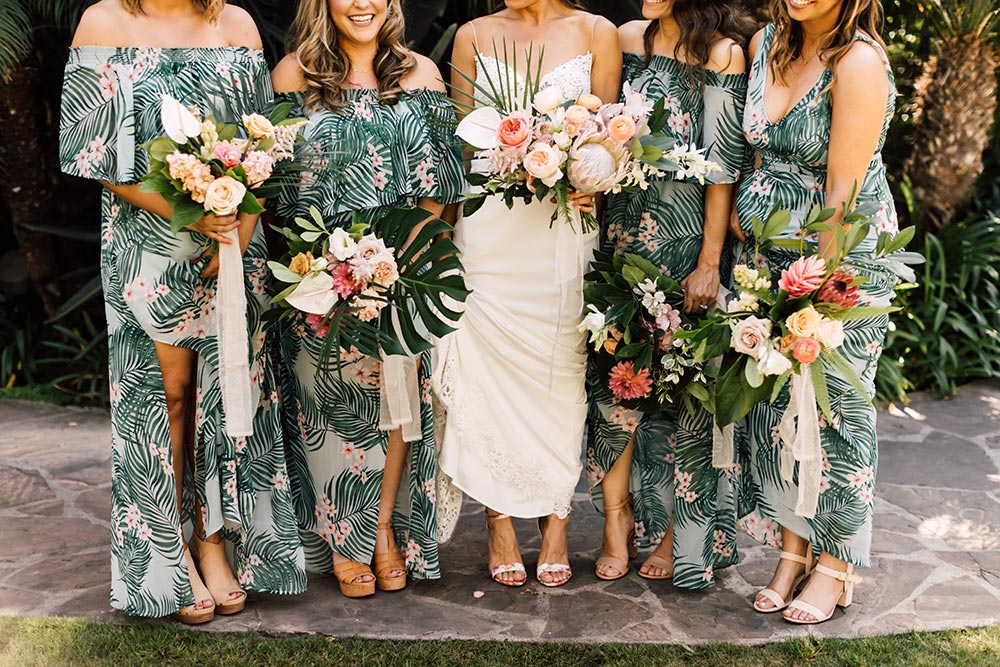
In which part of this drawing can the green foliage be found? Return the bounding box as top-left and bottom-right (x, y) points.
(878, 215), (1000, 402)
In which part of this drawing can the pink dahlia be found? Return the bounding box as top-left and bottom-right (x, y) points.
(778, 255), (826, 298)
(817, 270), (860, 308)
(330, 261), (360, 299)
(305, 313), (329, 338)
(608, 361), (653, 401)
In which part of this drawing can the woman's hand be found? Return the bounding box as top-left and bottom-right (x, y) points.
(681, 263), (721, 314)
(556, 189), (596, 215)
(728, 207), (747, 242)
(187, 212), (239, 245)
(199, 211), (259, 278)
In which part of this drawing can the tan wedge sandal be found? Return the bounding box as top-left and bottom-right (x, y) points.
(753, 547), (815, 613)
(373, 522), (407, 592)
(595, 496), (637, 581)
(784, 563), (862, 625)
(189, 534), (247, 615)
(333, 559), (376, 598)
(171, 544), (216, 625)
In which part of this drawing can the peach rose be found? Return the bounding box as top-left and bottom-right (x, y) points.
(533, 87), (564, 114)
(731, 315), (772, 360)
(577, 93), (603, 112)
(603, 338), (618, 355)
(523, 143), (564, 186)
(203, 175), (246, 216)
(289, 251), (314, 277)
(607, 115), (637, 143)
(496, 111), (532, 149)
(792, 337), (822, 364)
(564, 104), (592, 127)
(242, 113), (274, 139)
(786, 306), (822, 340)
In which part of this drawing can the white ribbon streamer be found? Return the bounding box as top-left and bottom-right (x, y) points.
(712, 422), (736, 469)
(216, 228), (253, 437)
(378, 306), (423, 443)
(777, 367), (823, 518)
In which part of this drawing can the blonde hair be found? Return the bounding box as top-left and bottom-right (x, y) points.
(768, 0), (887, 86)
(122, 0), (225, 23)
(289, 0), (416, 112)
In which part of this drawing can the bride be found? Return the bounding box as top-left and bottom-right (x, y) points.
(434, 0), (621, 588)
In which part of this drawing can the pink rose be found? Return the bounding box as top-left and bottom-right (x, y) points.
(213, 140), (242, 169)
(496, 111), (532, 149)
(778, 255), (826, 297)
(792, 337), (821, 364)
(370, 252), (399, 290)
(731, 315), (772, 360)
(565, 104), (592, 127)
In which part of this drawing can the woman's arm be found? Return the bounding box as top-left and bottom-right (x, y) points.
(589, 17), (623, 106)
(450, 22), (479, 121)
(822, 41), (890, 261)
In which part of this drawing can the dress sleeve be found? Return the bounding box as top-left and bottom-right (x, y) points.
(691, 70), (749, 186)
(59, 54), (144, 185)
(409, 90), (465, 205)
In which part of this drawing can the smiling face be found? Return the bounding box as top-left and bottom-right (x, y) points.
(327, 0), (388, 47)
(784, 0), (844, 23)
(642, 0), (674, 20)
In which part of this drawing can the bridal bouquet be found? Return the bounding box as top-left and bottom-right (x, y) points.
(140, 94), (306, 232)
(453, 44), (722, 232)
(580, 250), (705, 411)
(267, 206), (470, 368)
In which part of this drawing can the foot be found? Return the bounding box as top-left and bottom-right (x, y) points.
(485, 511), (526, 586)
(333, 552), (375, 584)
(374, 522), (406, 580)
(639, 536), (674, 579)
(537, 515), (571, 587)
(596, 498), (634, 580)
(181, 544), (215, 612)
(783, 565), (848, 623)
(190, 533), (246, 610)
(755, 547), (811, 612)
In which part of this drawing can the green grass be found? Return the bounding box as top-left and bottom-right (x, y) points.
(0, 384), (84, 405)
(0, 617), (997, 667)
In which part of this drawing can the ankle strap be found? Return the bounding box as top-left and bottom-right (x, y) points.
(603, 495), (633, 513)
(779, 550), (810, 566)
(814, 563), (862, 584)
(377, 521), (392, 530)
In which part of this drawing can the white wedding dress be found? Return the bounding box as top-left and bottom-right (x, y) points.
(433, 51), (599, 540)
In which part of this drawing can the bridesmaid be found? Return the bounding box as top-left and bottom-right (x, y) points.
(60, 0), (305, 623)
(589, 0), (754, 589)
(272, 0), (464, 597)
(733, 0), (897, 624)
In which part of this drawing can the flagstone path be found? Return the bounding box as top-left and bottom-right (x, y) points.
(2, 382), (999, 644)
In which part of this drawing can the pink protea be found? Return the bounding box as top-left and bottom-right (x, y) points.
(817, 270), (860, 308)
(330, 261), (360, 298)
(608, 361), (653, 400)
(778, 255), (826, 298)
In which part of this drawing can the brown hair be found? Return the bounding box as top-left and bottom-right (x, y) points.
(289, 0), (416, 111)
(768, 0), (887, 86)
(643, 0), (756, 83)
(121, 0), (225, 23)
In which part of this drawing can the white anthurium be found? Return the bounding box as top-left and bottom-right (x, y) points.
(456, 106), (502, 150)
(160, 94), (201, 144)
(285, 272), (338, 315)
(328, 228), (357, 261)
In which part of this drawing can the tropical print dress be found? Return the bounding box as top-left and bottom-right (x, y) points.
(275, 88), (463, 579)
(732, 26), (898, 567)
(59, 46), (306, 617)
(588, 52), (748, 590)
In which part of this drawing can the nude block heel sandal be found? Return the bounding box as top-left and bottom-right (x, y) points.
(753, 548), (815, 613)
(784, 563), (862, 625)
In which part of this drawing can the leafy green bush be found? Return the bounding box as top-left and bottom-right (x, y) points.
(878, 216), (1000, 402)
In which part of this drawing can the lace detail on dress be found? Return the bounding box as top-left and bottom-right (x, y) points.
(433, 343), (576, 527)
(474, 53), (593, 109)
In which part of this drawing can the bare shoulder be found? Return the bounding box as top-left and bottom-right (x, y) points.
(588, 13), (618, 41)
(618, 20), (650, 54)
(748, 27), (766, 61)
(834, 37), (889, 80)
(71, 0), (128, 47)
(402, 52), (447, 93)
(706, 38), (747, 75)
(219, 5), (262, 49)
(271, 54), (306, 94)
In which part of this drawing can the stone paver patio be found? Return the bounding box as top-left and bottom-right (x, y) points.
(2, 382), (1000, 644)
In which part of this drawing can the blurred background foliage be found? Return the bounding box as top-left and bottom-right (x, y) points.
(0, 0), (998, 406)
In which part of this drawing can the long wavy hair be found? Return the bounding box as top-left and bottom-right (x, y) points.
(643, 0), (756, 83)
(289, 0), (416, 112)
(769, 0), (887, 85)
(121, 0), (225, 23)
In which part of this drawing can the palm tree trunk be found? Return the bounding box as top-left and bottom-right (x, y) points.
(0, 61), (62, 315)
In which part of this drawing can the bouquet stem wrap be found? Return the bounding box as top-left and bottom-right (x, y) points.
(378, 310), (423, 443)
(778, 366), (823, 519)
(217, 228), (253, 437)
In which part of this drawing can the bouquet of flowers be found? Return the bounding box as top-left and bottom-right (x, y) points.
(453, 43), (722, 232)
(580, 250), (705, 411)
(140, 94), (306, 232)
(267, 206), (470, 369)
(680, 203), (918, 432)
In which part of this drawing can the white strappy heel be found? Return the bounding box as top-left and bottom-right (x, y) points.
(784, 563), (862, 625)
(485, 511), (526, 587)
(753, 548), (815, 613)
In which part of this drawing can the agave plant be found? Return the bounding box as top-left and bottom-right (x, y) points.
(905, 0), (1000, 230)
